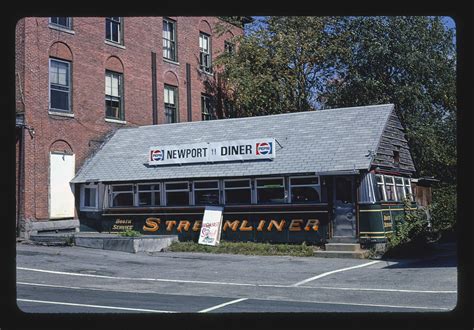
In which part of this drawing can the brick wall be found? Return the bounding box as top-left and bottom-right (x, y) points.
(16, 16), (244, 224)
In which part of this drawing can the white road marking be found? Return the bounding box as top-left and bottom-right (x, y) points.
(292, 260), (381, 287)
(17, 298), (176, 313)
(198, 298), (248, 313)
(310, 286), (457, 294)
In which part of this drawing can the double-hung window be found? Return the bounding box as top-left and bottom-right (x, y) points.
(256, 178), (286, 204)
(164, 85), (178, 123)
(384, 176), (396, 201)
(290, 176), (320, 203)
(224, 179), (251, 204)
(50, 17), (72, 29)
(224, 40), (235, 54)
(80, 184), (98, 210)
(163, 19), (177, 61)
(105, 17), (123, 44)
(404, 178), (413, 201)
(165, 182), (189, 206)
(138, 184), (161, 206)
(194, 181), (220, 205)
(49, 58), (71, 112)
(395, 177), (405, 201)
(201, 94), (215, 120)
(105, 71), (123, 120)
(199, 32), (212, 73)
(110, 185), (134, 207)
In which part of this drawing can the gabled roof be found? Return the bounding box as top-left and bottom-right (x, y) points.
(71, 104), (395, 183)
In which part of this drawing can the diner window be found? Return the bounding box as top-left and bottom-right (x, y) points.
(383, 176), (396, 201)
(375, 174), (386, 201)
(110, 185), (134, 207)
(224, 179), (251, 204)
(199, 32), (212, 73)
(138, 184), (161, 206)
(49, 58), (71, 112)
(404, 178), (413, 201)
(50, 17), (72, 29)
(256, 178), (285, 204)
(81, 184), (98, 210)
(194, 181), (220, 205)
(106, 17), (123, 44)
(164, 85), (178, 123)
(395, 177), (405, 201)
(165, 182), (189, 206)
(163, 18), (177, 61)
(201, 94), (216, 121)
(290, 176), (320, 203)
(105, 71), (123, 120)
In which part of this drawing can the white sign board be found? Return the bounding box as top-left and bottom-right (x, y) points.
(149, 138), (275, 165)
(198, 206), (224, 246)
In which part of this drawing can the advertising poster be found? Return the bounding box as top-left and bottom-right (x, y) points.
(198, 206), (224, 246)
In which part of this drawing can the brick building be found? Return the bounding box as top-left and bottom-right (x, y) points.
(15, 16), (250, 238)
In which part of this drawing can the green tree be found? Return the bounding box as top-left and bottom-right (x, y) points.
(213, 16), (348, 117)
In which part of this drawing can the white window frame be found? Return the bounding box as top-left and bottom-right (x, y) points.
(404, 178), (414, 201)
(49, 17), (72, 30)
(193, 180), (220, 205)
(164, 181), (190, 206)
(105, 17), (123, 44)
(109, 184), (135, 208)
(289, 175), (321, 203)
(199, 32), (212, 73)
(394, 177), (405, 201)
(137, 183), (161, 207)
(164, 84), (178, 123)
(105, 70), (123, 120)
(49, 58), (71, 113)
(80, 183), (99, 211)
(375, 174), (387, 201)
(384, 175), (397, 201)
(255, 177), (286, 204)
(223, 178), (252, 205)
(163, 18), (177, 62)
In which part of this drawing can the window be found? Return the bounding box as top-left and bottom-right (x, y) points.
(383, 176), (396, 201)
(163, 19), (177, 61)
(50, 17), (72, 29)
(138, 184), (161, 206)
(105, 71), (123, 120)
(375, 174), (386, 201)
(201, 94), (216, 120)
(395, 177), (405, 201)
(110, 185), (134, 207)
(194, 181), (220, 205)
(165, 182), (189, 206)
(105, 17), (122, 44)
(404, 178), (413, 201)
(199, 32), (212, 73)
(81, 184), (98, 210)
(164, 85), (178, 123)
(256, 178), (285, 204)
(224, 179), (251, 204)
(49, 58), (71, 112)
(290, 176), (320, 203)
(224, 40), (235, 54)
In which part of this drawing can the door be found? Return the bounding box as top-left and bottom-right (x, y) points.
(332, 176), (356, 238)
(49, 152), (75, 219)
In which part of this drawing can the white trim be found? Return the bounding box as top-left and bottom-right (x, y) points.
(80, 183), (99, 211)
(48, 111), (74, 118)
(48, 24), (75, 35)
(137, 182), (161, 207)
(104, 118), (126, 125)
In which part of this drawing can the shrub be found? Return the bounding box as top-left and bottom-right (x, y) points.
(429, 184), (456, 238)
(118, 229), (142, 237)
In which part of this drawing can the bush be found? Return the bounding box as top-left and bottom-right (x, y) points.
(118, 229), (142, 237)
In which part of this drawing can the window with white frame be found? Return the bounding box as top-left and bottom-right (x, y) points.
(50, 17), (72, 29)
(395, 177), (405, 201)
(165, 182), (189, 206)
(105, 70), (123, 120)
(290, 176), (320, 203)
(199, 32), (212, 73)
(375, 174), (386, 201)
(383, 176), (396, 201)
(163, 18), (177, 61)
(49, 58), (71, 112)
(375, 174), (413, 202)
(256, 178), (285, 204)
(404, 178), (413, 201)
(80, 184), (98, 210)
(194, 181), (220, 205)
(201, 94), (215, 120)
(110, 184), (134, 207)
(164, 85), (178, 123)
(224, 179), (251, 204)
(138, 183), (161, 206)
(105, 17), (123, 44)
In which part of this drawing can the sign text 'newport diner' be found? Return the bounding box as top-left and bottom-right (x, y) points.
(149, 138), (275, 165)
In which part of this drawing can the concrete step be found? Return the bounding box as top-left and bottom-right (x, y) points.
(325, 243), (363, 252)
(30, 233), (75, 246)
(328, 237), (357, 243)
(314, 250), (370, 259)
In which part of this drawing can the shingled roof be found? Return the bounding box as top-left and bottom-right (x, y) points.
(71, 104), (396, 183)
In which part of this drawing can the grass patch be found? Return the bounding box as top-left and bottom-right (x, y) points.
(168, 241), (315, 257)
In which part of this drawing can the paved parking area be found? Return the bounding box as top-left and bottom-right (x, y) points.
(15, 243), (457, 314)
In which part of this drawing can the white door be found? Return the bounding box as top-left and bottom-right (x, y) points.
(49, 152), (75, 219)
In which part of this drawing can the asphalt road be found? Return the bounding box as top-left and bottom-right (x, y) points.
(15, 242), (457, 314)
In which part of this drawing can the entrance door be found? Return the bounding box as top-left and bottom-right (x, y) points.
(332, 176), (356, 238)
(49, 152), (75, 219)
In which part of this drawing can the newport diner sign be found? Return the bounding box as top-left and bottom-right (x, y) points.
(148, 138), (275, 165)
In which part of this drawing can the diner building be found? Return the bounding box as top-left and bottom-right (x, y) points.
(71, 104), (417, 246)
